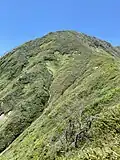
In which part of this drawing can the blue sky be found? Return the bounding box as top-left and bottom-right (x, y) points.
(0, 0), (120, 55)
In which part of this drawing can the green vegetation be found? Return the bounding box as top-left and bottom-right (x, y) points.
(0, 31), (120, 159)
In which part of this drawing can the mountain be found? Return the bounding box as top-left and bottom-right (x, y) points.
(0, 31), (120, 160)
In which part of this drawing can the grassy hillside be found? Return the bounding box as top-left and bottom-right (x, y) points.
(0, 31), (120, 160)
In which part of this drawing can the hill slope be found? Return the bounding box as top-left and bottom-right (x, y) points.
(0, 31), (120, 160)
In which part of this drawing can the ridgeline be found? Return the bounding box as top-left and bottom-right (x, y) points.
(0, 31), (120, 160)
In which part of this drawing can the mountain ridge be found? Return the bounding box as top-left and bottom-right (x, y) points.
(2, 30), (120, 58)
(0, 30), (120, 160)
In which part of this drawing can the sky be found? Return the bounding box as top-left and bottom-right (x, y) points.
(0, 0), (120, 55)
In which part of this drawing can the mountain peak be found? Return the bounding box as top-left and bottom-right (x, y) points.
(0, 31), (120, 160)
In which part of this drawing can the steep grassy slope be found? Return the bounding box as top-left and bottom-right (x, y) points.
(0, 31), (120, 160)
(0, 40), (54, 152)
